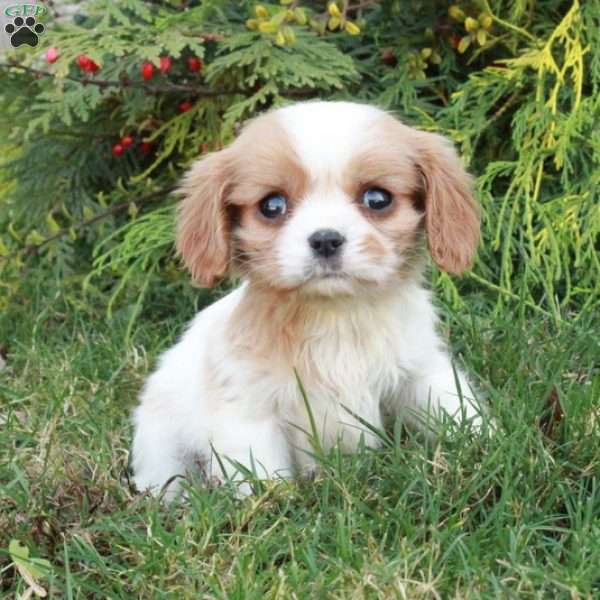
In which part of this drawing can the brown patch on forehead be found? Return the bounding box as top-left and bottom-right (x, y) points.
(225, 112), (310, 206)
(342, 113), (422, 202)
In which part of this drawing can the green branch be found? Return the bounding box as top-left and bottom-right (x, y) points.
(0, 62), (320, 98)
(0, 187), (174, 264)
(0, 62), (245, 97)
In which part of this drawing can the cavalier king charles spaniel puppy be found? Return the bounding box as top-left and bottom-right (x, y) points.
(131, 101), (482, 499)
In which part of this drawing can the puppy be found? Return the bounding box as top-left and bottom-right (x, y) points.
(131, 101), (481, 499)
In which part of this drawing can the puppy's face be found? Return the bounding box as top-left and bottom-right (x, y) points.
(177, 102), (479, 296)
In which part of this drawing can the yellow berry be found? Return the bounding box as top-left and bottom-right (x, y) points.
(328, 16), (341, 30)
(479, 13), (493, 29)
(258, 21), (277, 33)
(448, 5), (465, 21)
(457, 36), (471, 53)
(465, 17), (478, 32)
(294, 7), (307, 25)
(246, 19), (259, 30)
(255, 5), (268, 19)
(328, 2), (341, 18)
(345, 21), (360, 35)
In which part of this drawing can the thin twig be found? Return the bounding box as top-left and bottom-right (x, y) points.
(0, 62), (319, 98)
(0, 187), (174, 263)
(183, 32), (226, 42)
(346, 1), (378, 12)
(488, 90), (521, 125)
(0, 62), (245, 96)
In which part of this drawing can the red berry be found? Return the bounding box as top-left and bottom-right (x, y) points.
(141, 62), (154, 81)
(77, 54), (91, 70)
(77, 54), (100, 74)
(178, 101), (194, 113)
(381, 49), (397, 66)
(159, 56), (172, 74)
(187, 57), (203, 73)
(139, 142), (154, 155)
(45, 47), (59, 64)
(121, 135), (134, 148)
(87, 60), (100, 74)
(112, 143), (125, 157)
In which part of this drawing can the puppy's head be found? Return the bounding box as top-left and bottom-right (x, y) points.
(177, 101), (479, 295)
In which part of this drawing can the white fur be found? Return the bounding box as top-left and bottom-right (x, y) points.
(277, 101), (383, 171)
(131, 101), (483, 499)
(275, 188), (398, 294)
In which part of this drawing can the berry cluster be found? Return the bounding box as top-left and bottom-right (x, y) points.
(247, 1), (361, 46)
(42, 49), (203, 156)
(406, 46), (442, 80)
(140, 55), (203, 80)
(139, 57), (202, 121)
(44, 47), (203, 82)
(448, 5), (494, 53)
(112, 134), (155, 158)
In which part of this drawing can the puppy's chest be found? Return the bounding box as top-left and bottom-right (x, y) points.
(267, 315), (404, 406)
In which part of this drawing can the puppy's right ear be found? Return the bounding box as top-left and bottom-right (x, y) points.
(176, 151), (231, 287)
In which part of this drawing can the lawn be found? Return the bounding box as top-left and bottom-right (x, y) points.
(1, 275), (598, 598)
(0, 0), (598, 596)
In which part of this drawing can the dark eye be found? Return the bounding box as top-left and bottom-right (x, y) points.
(259, 193), (287, 219)
(362, 187), (392, 211)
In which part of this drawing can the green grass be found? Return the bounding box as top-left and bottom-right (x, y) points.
(1, 277), (598, 598)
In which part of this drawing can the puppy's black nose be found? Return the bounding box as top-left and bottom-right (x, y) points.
(308, 229), (346, 258)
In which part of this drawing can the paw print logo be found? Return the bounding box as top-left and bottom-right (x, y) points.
(5, 16), (45, 48)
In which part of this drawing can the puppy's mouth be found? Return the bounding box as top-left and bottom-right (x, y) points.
(305, 262), (348, 282)
(296, 262), (360, 297)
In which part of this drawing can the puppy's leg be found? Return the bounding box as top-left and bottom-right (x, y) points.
(131, 405), (190, 501)
(207, 416), (293, 495)
(400, 352), (483, 433)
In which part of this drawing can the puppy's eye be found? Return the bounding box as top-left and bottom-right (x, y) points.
(259, 193), (288, 219)
(362, 187), (392, 211)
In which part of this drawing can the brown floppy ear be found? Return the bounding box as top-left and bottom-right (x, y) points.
(416, 132), (480, 275)
(176, 151), (231, 287)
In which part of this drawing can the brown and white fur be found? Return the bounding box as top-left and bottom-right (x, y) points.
(131, 101), (481, 499)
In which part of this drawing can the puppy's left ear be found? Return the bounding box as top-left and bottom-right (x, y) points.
(416, 132), (480, 275)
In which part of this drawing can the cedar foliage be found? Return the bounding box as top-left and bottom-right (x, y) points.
(0, 0), (598, 323)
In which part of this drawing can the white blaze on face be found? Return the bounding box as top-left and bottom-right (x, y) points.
(276, 101), (383, 171)
(273, 102), (404, 294)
